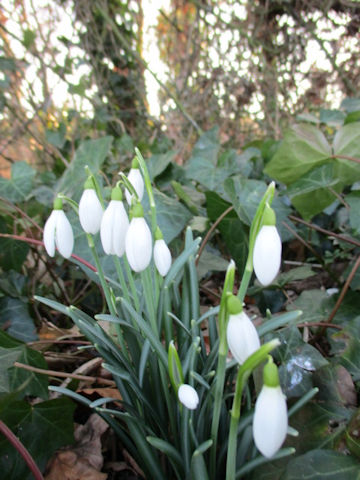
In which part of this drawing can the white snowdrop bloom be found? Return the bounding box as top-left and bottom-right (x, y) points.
(100, 187), (129, 257)
(226, 310), (260, 365)
(153, 228), (172, 276)
(79, 186), (103, 234)
(125, 167), (144, 205)
(253, 209), (282, 286)
(43, 199), (74, 259)
(253, 357), (288, 458)
(178, 384), (199, 410)
(125, 203), (152, 272)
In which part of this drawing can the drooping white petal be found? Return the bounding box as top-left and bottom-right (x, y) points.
(55, 210), (74, 258)
(43, 210), (58, 257)
(178, 384), (199, 410)
(79, 189), (103, 234)
(125, 217), (152, 272)
(100, 200), (129, 256)
(125, 169), (144, 204)
(111, 201), (129, 257)
(253, 225), (282, 286)
(226, 311), (260, 364)
(154, 239), (172, 276)
(253, 385), (288, 458)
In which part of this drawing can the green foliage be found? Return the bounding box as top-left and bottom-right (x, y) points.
(0, 331), (48, 398)
(0, 397), (75, 480)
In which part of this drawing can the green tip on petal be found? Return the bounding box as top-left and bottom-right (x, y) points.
(131, 202), (144, 218)
(227, 295), (243, 315)
(131, 157), (140, 169)
(111, 186), (123, 201)
(84, 176), (95, 190)
(263, 355), (280, 387)
(262, 204), (276, 226)
(53, 196), (63, 210)
(155, 226), (163, 240)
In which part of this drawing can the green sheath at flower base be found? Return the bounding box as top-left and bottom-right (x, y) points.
(83, 176), (95, 190)
(131, 156), (140, 169)
(53, 196), (63, 210)
(131, 202), (144, 218)
(263, 355), (280, 387)
(155, 226), (163, 241)
(227, 295), (243, 315)
(262, 203), (276, 226)
(111, 186), (123, 201)
(168, 341), (184, 393)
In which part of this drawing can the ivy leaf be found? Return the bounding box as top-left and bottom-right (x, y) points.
(0, 331), (48, 399)
(55, 136), (113, 198)
(333, 123), (360, 185)
(0, 162), (36, 203)
(0, 398), (75, 480)
(281, 449), (360, 479)
(0, 297), (37, 342)
(287, 163), (341, 220)
(264, 124), (332, 184)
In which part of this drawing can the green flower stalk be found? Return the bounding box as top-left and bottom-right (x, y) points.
(237, 181), (275, 303)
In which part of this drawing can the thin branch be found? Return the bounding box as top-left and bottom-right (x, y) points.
(331, 154), (360, 164)
(326, 255), (360, 325)
(13, 361), (116, 386)
(288, 215), (360, 249)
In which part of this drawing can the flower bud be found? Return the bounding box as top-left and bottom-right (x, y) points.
(253, 206), (281, 286)
(153, 228), (171, 276)
(178, 384), (199, 410)
(78, 178), (103, 234)
(226, 295), (260, 364)
(43, 197), (74, 259)
(125, 203), (152, 272)
(125, 158), (144, 204)
(253, 357), (288, 458)
(100, 187), (129, 256)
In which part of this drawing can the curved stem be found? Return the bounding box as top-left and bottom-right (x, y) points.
(196, 206), (234, 266)
(326, 255), (360, 326)
(0, 420), (44, 480)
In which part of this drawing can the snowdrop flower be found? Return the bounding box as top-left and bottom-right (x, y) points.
(43, 197), (74, 259)
(78, 177), (103, 234)
(226, 295), (260, 364)
(178, 384), (199, 410)
(125, 202), (152, 272)
(125, 158), (144, 205)
(253, 356), (288, 458)
(100, 186), (129, 256)
(153, 227), (172, 276)
(253, 205), (282, 286)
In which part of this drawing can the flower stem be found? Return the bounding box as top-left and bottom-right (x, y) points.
(210, 261), (235, 479)
(123, 257), (140, 311)
(87, 234), (116, 316)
